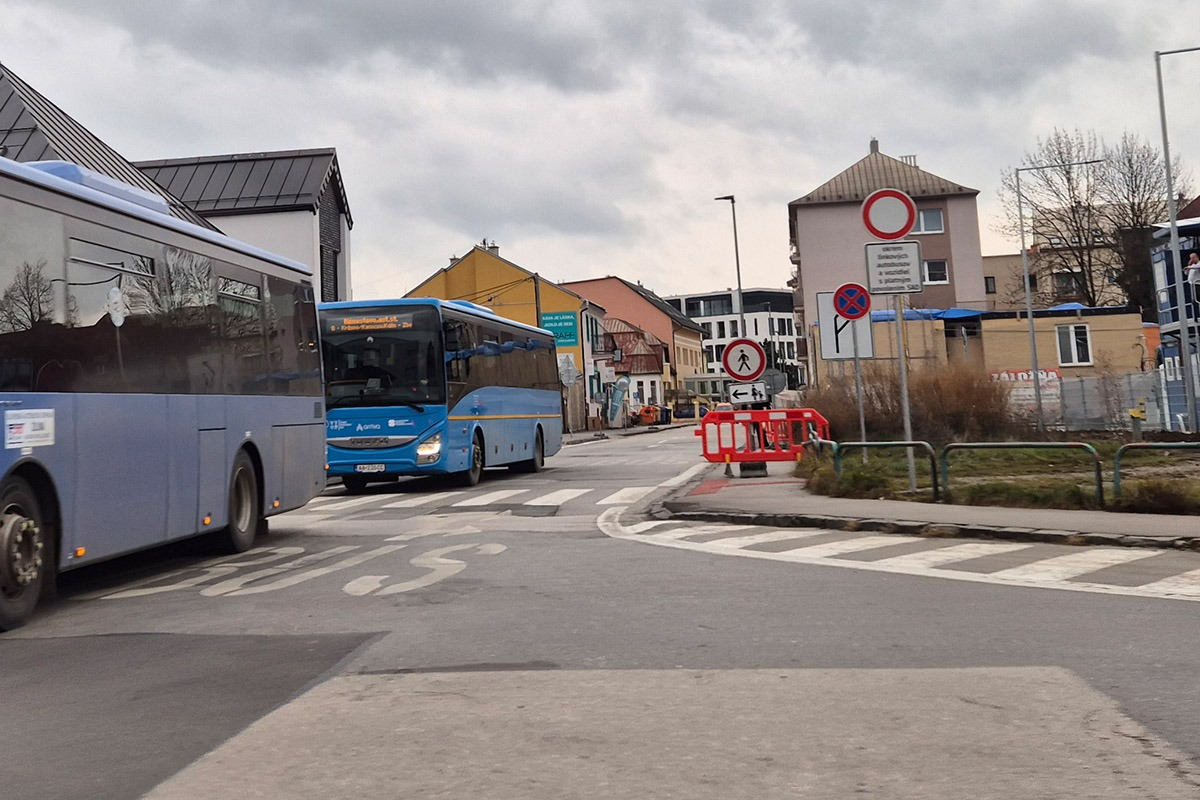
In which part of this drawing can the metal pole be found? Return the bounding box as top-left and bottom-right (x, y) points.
(894, 295), (915, 489)
(1016, 167), (1045, 433)
(715, 195), (747, 333)
(852, 320), (867, 463)
(1156, 47), (1200, 432)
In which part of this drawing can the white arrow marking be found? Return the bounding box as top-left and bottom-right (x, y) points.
(350, 543), (506, 597)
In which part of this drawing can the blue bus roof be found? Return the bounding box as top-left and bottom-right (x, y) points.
(320, 297), (556, 338)
(0, 156), (312, 276)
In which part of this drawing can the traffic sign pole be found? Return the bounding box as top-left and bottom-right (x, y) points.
(851, 318), (867, 463)
(894, 295), (916, 488)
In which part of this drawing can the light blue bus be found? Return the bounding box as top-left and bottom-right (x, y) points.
(319, 298), (563, 491)
(0, 157), (326, 630)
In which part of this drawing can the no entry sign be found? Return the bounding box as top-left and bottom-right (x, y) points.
(833, 283), (871, 320)
(861, 188), (917, 241)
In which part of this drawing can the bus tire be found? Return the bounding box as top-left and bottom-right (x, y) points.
(510, 428), (544, 474)
(0, 477), (47, 631)
(341, 476), (370, 494)
(218, 450), (261, 554)
(456, 432), (484, 487)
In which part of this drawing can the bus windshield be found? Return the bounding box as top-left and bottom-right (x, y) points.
(320, 304), (446, 408)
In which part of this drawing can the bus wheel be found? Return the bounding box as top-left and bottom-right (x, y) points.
(456, 433), (484, 486)
(219, 450), (261, 554)
(0, 477), (46, 631)
(511, 429), (544, 474)
(341, 476), (370, 494)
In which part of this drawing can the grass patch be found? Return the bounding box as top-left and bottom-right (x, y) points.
(1110, 479), (1200, 515)
(953, 479), (1101, 510)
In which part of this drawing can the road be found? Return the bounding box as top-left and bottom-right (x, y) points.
(4, 428), (1200, 798)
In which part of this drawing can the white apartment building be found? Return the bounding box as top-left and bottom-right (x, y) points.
(664, 288), (804, 401)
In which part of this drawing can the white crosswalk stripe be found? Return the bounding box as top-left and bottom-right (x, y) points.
(597, 487), (656, 505)
(523, 489), (591, 506)
(870, 542), (1033, 569)
(987, 548), (1158, 582)
(1136, 568), (1200, 597)
(777, 536), (904, 558)
(650, 525), (755, 541)
(452, 489), (529, 507)
(381, 492), (457, 509)
(708, 530), (833, 549)
(310, 496), (388, 513)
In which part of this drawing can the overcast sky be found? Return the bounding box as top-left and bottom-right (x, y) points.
(4, 1), (1199, 300)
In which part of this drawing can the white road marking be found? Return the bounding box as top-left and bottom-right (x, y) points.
(594, 507), (1200, 604)
(708, 530), (833, 549)
(382, 492), (457, 508)
(598, 487), (656, 505)
(871, 542), (1033, 569)
(345, 543), (507, 596)
(200, 546), (360, 596)
(777, 536), (904, 558)
(223, 546), (406, 596)
(89, 547), (307, 600)
(987, 549), (1158, 582)
(1135, 568), (1200, 597)
(657, 463), (710, 487)
(523, 489), (591, 506)
(452, 489), (529, 507)
(650, 525), (755, 541)
(309, 496), (387, 513)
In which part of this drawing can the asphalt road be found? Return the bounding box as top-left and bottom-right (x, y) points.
(5, 428), (1200, 798)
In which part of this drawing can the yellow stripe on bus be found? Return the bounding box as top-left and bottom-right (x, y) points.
(447, 414), (562, 421)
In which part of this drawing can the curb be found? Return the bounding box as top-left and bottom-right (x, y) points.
(659, 503), (1200, 552)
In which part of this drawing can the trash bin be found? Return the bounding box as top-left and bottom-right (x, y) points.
(639, 406), (658, 426)
(659, 405), (671, 425)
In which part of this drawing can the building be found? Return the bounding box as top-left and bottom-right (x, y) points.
(789, 139), (987, 385)
(136, 149), (353, 302)
(602, 318), (666, 407)
(663, 287), (804, 401)
(560, 276), (706, 406)
(407, 243), (609, 431)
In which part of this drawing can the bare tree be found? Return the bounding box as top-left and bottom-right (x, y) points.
(1097, 132), (1191, 320)
(999, 128), (1190, 318)
(0, 260), (53, 333)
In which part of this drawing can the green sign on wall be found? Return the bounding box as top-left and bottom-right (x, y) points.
(539, 311), (578, 347)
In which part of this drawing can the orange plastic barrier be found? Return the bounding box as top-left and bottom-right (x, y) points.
(694, 407), (830, 463)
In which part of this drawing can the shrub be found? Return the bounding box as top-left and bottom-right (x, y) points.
(956, 479), (1099, 510)
(1111, 479), (1200, 515)
(803, 363), (1019, 444)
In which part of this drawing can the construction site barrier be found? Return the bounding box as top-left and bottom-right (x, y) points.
(696, 408), (830, 464)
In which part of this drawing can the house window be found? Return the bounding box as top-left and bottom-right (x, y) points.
(786, 340), (795, 359)
(730, 320), (738, 337)
(1052, 272), (1078, 296)
(1056, 324), (1092, 366)
(984, 276), (997, 294)
(753, 318), (759, 335)
(686, 299), (702, 316)
(701, 322), (712, 339)
(911, 208), (944, 234)
(924, 259), (949, 284)
(715, 344), (726, 364)
(705, 346), (715, 364)
(717, 321), (726, 338)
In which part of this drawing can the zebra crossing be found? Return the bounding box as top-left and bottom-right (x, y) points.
(596, 510), (1200, 603)
(282, 463), (711, 520)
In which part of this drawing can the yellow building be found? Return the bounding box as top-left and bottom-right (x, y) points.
(406, 243), (607, 430)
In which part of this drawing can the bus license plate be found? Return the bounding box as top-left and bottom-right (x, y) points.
(355, 464), (386, 473)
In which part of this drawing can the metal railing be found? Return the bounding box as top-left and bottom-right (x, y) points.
(1112, 442), (1200, 497)
(827, 440), (940, 502)
(939, 442), (1105, 507)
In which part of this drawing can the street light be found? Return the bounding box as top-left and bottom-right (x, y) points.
(1156, 46), (1200, 432)
(714, 195), (747, 333)
(1015, 158), (1103, 432)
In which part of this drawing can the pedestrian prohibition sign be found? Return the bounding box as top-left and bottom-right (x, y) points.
(722, 338), (766, 382)
(833, 282), (871, 320)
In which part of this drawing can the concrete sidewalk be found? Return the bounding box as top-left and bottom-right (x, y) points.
(563, 421), (697, 446)
(654, 461), (1200, 551)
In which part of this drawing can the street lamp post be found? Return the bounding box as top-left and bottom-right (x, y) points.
(714, 195), (747, 333)
(1015, 158), (1103, 433)
(1156, 46), (1200, 432)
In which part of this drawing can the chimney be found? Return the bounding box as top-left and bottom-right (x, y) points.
(485, 240), (499, 255)
(869, 138), (879, 154)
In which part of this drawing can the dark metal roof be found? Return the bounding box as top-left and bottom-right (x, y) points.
(135, 148), (352, 227)
(0, 61), (217, 230)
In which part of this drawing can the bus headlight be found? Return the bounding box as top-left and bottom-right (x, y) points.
(416, 433), (442, 464)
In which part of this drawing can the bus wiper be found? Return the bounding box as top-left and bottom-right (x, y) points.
(324, 395), (425, 412)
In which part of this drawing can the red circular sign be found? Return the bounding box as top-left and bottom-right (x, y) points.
(722, 338), (766, 381)
(861, 188), (916, 240)
(833, 283), (871, 320)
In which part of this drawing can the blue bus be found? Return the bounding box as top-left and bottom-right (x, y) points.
(319, 298), (563, 491)
(0, 157), (326, 630)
